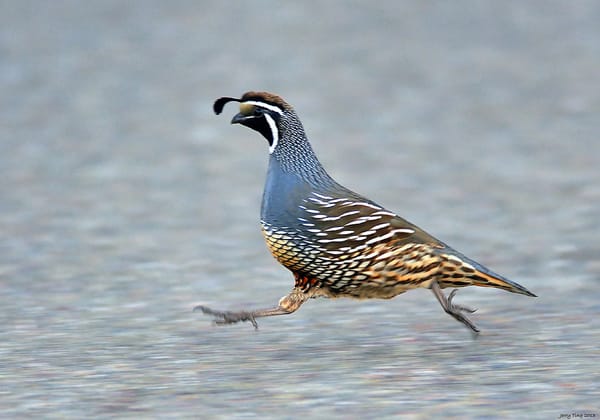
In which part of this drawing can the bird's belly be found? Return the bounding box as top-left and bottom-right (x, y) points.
(261, 224), (311, 271)
(262, 223), (442, 299)
(317, 267), (431, 300)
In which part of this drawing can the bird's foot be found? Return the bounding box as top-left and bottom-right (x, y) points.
(447, 289), (477, 314)
(194, 305), (258, 329)
(445, 289), (480, 335)
(430, 281), (480, 335)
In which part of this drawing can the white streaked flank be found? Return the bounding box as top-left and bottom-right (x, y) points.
(317, 237), (349, 244)
(345, 216), (382, 226)
(324, 226), (345, 232)
(319, 210), (361, 221)
(371, 223), (391, 231)
(373, 210), (396, 217)
(312, 192), (334, 200)
(392, 228), (415, 234)
(348, 201), (381, 210)
(365, 231), (396, 245)
(311, 214), (328, 219)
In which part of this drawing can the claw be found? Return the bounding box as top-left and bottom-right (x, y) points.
(447, 289), (477, 313)
(194, 305), (259, 329)
(431, 283), (480, 335)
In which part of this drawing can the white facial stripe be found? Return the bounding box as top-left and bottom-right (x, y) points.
(243, 101), (284, 115)
(264, 113), (279, 154)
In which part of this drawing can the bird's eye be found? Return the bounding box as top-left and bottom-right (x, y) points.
(253, 107), (264, 117)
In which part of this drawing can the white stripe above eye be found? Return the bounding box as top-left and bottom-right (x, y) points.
(264, 113), (279, 154)
(243, 101), (284, 115)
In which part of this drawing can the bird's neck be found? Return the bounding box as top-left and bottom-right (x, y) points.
(261, 139), (337, 227)
(270, 132), (335, 189)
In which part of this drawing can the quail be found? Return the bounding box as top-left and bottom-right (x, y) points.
(196, 91), (536, 334)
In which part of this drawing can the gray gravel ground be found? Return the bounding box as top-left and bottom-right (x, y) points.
(1, 1), (599, 418)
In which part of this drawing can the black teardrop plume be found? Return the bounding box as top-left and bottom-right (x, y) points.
(213, 97), (241, 115)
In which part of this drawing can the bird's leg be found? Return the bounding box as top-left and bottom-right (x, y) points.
(430, 280), (480, 335)
(194, 288), (308, 330)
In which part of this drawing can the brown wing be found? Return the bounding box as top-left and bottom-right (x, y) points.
(283, 191), (535, 297)
(297, 191), (443, 257)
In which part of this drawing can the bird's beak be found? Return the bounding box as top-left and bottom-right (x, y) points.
(231, 113), (250, 125)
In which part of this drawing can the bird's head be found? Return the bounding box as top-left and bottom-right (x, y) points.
(214, 91), (293, 154)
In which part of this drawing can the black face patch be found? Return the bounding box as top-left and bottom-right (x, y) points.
(239, 112), (277, 146)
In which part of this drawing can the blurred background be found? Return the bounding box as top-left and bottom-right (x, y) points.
(1, 1), (598, 418)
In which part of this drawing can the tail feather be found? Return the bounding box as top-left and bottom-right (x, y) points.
(469, 269), (537, 297)
(439, 251), (537, 297)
